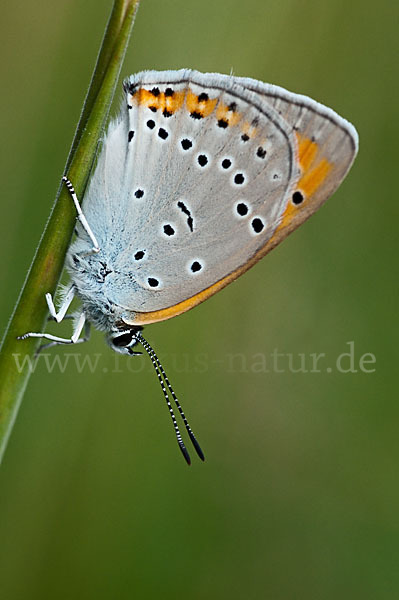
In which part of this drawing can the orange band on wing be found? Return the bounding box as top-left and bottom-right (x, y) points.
(134, 88), (186, 114)
(132, 276), (234, 325)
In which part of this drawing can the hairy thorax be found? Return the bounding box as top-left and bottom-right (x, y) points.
(66, 242), (134, 332)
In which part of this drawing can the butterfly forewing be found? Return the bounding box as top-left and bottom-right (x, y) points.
(102, 70), (298, 314)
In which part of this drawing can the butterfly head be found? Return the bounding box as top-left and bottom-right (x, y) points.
(106, 326), (143, 355)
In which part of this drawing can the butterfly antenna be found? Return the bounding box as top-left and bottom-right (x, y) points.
(137, 332), (205, 462)
(135, 334), (191, 465)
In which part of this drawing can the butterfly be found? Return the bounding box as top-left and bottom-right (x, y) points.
(19, 69), (358, 463)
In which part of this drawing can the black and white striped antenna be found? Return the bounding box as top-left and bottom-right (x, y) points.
(134, 332), (205, 465)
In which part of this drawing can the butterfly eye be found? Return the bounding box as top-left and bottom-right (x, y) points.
(112, 331), (135, 347)
(107, 329), (142, 355)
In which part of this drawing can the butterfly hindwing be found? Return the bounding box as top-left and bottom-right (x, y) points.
(237, 77), (358, 250)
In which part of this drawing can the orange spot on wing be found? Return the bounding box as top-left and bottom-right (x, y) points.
(297, 158), (331, 197)
(186, 90), (199, 113)
(296, 132), (318, 171)
(186, 90), (217, 117)
(136, 89), (159, 109)
(241, 120), (257, 138)
(216, 102), (241, 126)
(165, 90), (185, 113)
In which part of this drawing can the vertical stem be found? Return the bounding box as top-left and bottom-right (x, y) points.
(0, 0), (141, 464)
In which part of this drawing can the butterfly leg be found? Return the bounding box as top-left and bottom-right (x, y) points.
(38, 286), (87, 353)
(35, 319), (91, 355)
(62, 175), (100, 253)
(46, 285), (75, 323)
(18, 312), (90, 353)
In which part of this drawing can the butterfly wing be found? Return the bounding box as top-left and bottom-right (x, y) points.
(234, 76), (358, 249)
(78, 70), (357, 325)
(115, 70), (298, 321)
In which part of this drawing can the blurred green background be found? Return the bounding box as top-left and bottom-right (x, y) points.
(0, 1), (398, 598)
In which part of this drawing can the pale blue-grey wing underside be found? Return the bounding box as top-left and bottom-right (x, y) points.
(74, 70), (298, 313)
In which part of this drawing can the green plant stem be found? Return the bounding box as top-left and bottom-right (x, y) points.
(0, 0), (140, 464)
